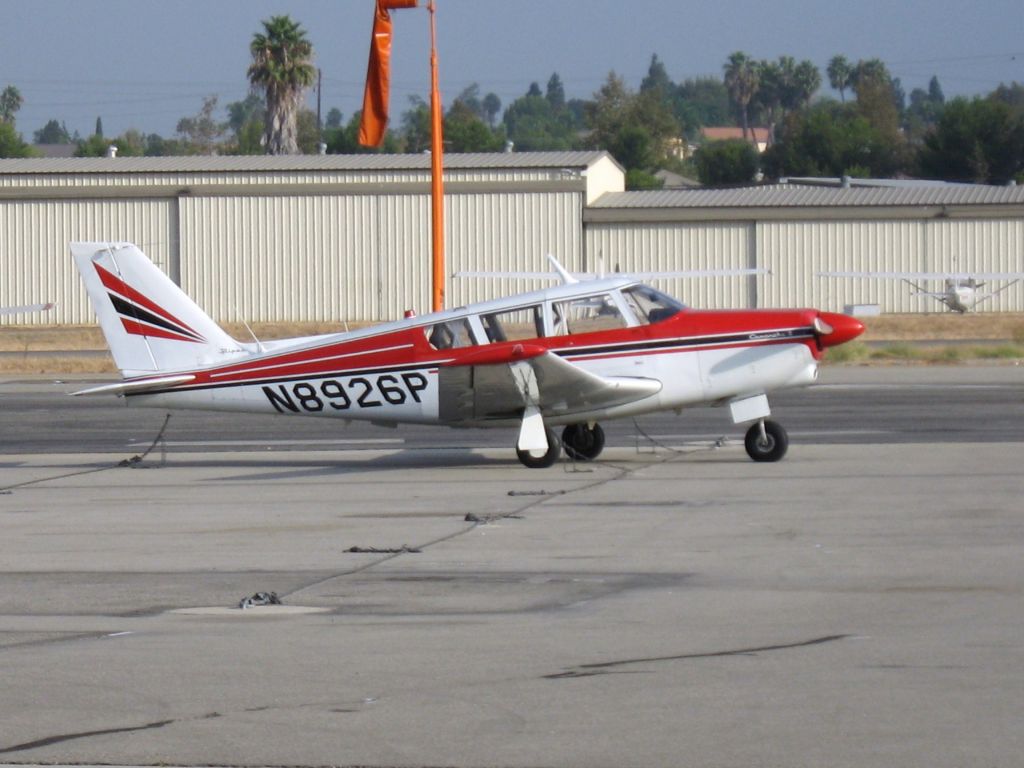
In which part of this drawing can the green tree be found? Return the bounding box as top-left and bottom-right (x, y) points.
(325, 107), (343, 129)
(761, 101), (906, 178)
(482, 92), (502, 128)
(1, 85), (23, 124)
(694, 138), (759, 185)
(827, 55), (853, 103)
(0, 121), (33, 157)
(33, 119), (72, 144)
(675, 77), (731, 131)
(792, 60), (822, 111)
(917, 96), (1024, 184)
(224, 93), (266, 154)
(989, 81), (1024, 118)
(399, 96), (431, 153)
(851, 58), (902, 141)
(325, 110), (399, 154)
(444, 100), (504, 152)
(504, 85), (576, 151)
(723, 52), (759, 140)
(248, 15), (316, 154)
(176, 95), (226, 154)
(545, 73), (566, 112)
(905, 75), (946, 140)
(95, 116), (103, 138)
(640, 54), (673, 99)
(453, 83), (484, 119)
(583, 72), (681, 186)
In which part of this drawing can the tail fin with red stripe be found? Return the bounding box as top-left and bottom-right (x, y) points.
(72, 242), (244, 377)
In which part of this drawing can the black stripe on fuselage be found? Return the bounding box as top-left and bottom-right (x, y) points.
(554, 327), (815, 359)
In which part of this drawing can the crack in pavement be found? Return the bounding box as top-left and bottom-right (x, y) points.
(0, 712), (221, 755)
(544, 634), (850, 679)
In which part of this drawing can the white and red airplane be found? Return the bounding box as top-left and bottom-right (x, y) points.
(818, 270), (1024, 313)
(72, 242), (863, 467)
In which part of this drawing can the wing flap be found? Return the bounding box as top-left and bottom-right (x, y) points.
(438, 350), (661, 422)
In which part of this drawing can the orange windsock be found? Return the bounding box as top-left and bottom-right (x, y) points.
(359, 0), (419, 147)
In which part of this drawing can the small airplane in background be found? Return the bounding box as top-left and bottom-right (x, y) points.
(71, 242), (863, 468)
(1, 302), (55, 317)
(818, 270), (1024, 313)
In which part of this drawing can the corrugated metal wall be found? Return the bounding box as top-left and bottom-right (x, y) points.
(178, 190), (584, 323)
(759, 219), (1024, 312)
(447, 191), (584, 308)
(4, 165), (1023, 329)
(585, 222), (755, 309)
(0, 199), (172, 325)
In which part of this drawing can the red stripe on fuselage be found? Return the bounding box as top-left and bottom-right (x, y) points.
(158, 309), (824, 390)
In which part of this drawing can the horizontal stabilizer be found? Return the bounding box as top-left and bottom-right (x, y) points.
(71, 374), (196, 397)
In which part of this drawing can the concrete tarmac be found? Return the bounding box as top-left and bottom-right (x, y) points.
(0, 366), (1023, 767)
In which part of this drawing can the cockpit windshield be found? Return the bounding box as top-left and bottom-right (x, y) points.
(621, 285), (686, 325)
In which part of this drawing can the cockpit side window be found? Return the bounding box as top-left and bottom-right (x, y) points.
(621, 285), (685, 325)
(424, 318), (474, 350)
(552, 293), (627, 335)
(481, 305), (544, 342)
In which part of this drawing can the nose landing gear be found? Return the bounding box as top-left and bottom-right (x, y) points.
(744, 419), (788, 462)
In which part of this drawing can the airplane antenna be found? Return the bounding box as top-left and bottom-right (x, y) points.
(238, 314), (266, 353)
(546, 253), (578, 285)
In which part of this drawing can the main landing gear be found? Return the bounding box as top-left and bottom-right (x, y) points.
(561, 423), (605, 461)
(515, 427), (561, 469)
(515, 422), (606, 468)
(744, 419), (788, 462)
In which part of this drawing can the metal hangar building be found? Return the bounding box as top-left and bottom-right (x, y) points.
(2, 152), (1023, 325)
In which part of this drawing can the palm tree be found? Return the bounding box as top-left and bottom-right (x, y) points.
(723, 52), (759, 141)
(827, 55), (853, 103)
(247, 15), (315, 155)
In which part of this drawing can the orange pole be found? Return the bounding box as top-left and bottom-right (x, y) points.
(428, 0), (445, 312)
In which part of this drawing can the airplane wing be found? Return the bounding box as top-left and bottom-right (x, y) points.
(819, 270), (1024, 280)
(457, 268), (768, 280)
(972, 279), (1021, 307)
(438, 345), (662, 423)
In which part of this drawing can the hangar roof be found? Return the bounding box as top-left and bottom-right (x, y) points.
(587, 182), (1024, 223)
(0, 151), (615, 175)
(591, 183), (1024, 210)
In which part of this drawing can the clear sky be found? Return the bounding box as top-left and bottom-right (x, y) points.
(2, 0), (1023, 141)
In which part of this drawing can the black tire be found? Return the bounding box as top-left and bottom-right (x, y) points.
(561, 423), (606, 461)
(516, 428), (562, 468)
(744, 420), (789, 462)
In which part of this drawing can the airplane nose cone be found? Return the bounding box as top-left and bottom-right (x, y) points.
(816, 312), (865, 347)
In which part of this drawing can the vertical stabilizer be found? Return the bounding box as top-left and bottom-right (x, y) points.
(71, 242), (244, 377)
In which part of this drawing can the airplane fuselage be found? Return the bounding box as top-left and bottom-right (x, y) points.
(125, 304), (834, 429)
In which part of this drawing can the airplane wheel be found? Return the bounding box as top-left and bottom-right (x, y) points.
(744, 420), (788, 462)
(562, 423), (605, 461)
(516, 428), (562, 469)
